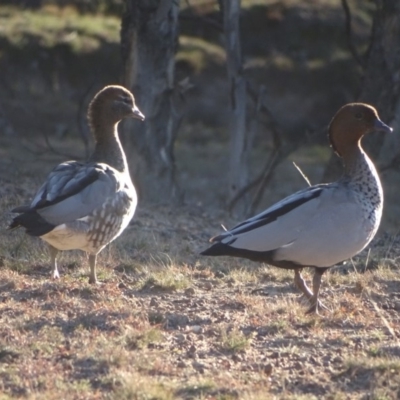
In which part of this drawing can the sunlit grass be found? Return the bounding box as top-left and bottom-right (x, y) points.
(219, 327), (253, 353)
(177, 35), (226, 73)
(0, 5), (120, 52)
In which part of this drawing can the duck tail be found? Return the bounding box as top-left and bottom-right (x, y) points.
(200, 242), (235, 257)
(8, 211), (55, 236)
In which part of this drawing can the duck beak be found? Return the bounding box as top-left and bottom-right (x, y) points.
(374, 118), (392, 133)
(131, 105), (145, 121)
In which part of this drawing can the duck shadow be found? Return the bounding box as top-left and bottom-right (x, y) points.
(22, 308), (130, 335)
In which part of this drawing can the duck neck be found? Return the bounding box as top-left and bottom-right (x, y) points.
(342, 144), (371, 177)
(341, 144), (382, 203)
(89, 122), (128, 173)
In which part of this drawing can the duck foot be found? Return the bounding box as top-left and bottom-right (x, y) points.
(88, 277), (103, 285)
(305, 299), (330, 315)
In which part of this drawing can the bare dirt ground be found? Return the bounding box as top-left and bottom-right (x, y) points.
(1, 141), (400, 399)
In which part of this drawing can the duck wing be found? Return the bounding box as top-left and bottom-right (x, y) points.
(203, 182), (370, 267)
(211, 185), (325, 246)
(10, 161), (126, 234)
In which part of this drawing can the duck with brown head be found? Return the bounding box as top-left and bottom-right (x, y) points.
(201, 103), (392, 314)
(9, 85), (145, 284)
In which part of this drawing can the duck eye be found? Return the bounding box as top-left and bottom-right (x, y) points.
(355, 112), (363, 120)
(118, 95), (132, 105)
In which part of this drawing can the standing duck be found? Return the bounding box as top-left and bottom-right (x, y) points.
(9, 85), (145, 284)
(201, 103), (392, 314)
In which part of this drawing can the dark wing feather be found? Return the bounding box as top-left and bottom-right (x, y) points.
(10, 161), (121, 230)
(32, 163), (99, 209)
(210, 185), (324, 242)
(9, 210), (56, 236)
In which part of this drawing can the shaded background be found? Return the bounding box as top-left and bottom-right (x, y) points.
(1, 0), (399, 230)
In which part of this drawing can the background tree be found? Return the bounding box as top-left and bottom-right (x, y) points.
(2, 0), (400, 226)
(120, 0), (182, 203)
(323, 0), (400, 181)
(218, 0), (249, 208)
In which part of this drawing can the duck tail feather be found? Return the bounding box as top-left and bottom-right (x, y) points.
(8, 211), (55, 236)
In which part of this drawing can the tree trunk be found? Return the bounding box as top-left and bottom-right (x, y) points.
(220, 0), (249, 208)
(120, 0), (182, 203)
(322, 0), (400, 182)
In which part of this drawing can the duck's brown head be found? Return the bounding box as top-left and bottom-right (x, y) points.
(88, 85), (145, 131)
(328, 103), (392, 157)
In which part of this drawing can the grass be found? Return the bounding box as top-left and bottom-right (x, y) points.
(177, 36), (226, 73)
(122, 327), (164, 350)
(1, 198), (399, 399)
(0, 5), (120, 52)
(219, 327), (253, 353)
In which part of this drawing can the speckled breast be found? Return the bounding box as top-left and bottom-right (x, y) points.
(350, 156), (383, 240)
(87, 188), (137, 252)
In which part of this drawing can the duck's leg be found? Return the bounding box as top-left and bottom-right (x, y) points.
(294, 269), (313, 299)
(49, 245), (60, 279)
(306, 268), (329, 314)
(88, 254), (98, 284)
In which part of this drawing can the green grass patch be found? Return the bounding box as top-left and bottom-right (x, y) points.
(0, 5), (120, 52)
(123, 327), (164, 350)
(219, 327), (252, 353)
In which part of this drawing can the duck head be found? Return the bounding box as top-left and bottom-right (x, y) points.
(329, 103), (392, 157)
(88, 85), (145, 131)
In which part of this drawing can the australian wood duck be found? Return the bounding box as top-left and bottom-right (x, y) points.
(201, 103), (392, 314)
(9, 85), (145, 283)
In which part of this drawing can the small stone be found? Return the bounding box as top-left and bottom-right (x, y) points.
(192, 361), (206, 373)
(215, 270), (226, 278)
(192, 325), (203, 334)
(149, 297), (158, 307)
(226, 361), (233, 370)
(232, 354), (242, 362)
(187, 344), (197, 358)
(203, 281), (213, 290)
(263, 363), (273, 376)
(293, 361), (303, 370)
(325, 366), (334, 374)
(177, 361), (186, 368)
(332, 356), (343, 364)
(166, 313), (189, 329)
(175, 333), (185, 343)
(118, 282), (128, 289)
(185, 287), (195, 296)
(353, 339), (364, 351)
(322, 355), (331, 367)
(309, 356), (320, 366)
(323, 360), (331, 367)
